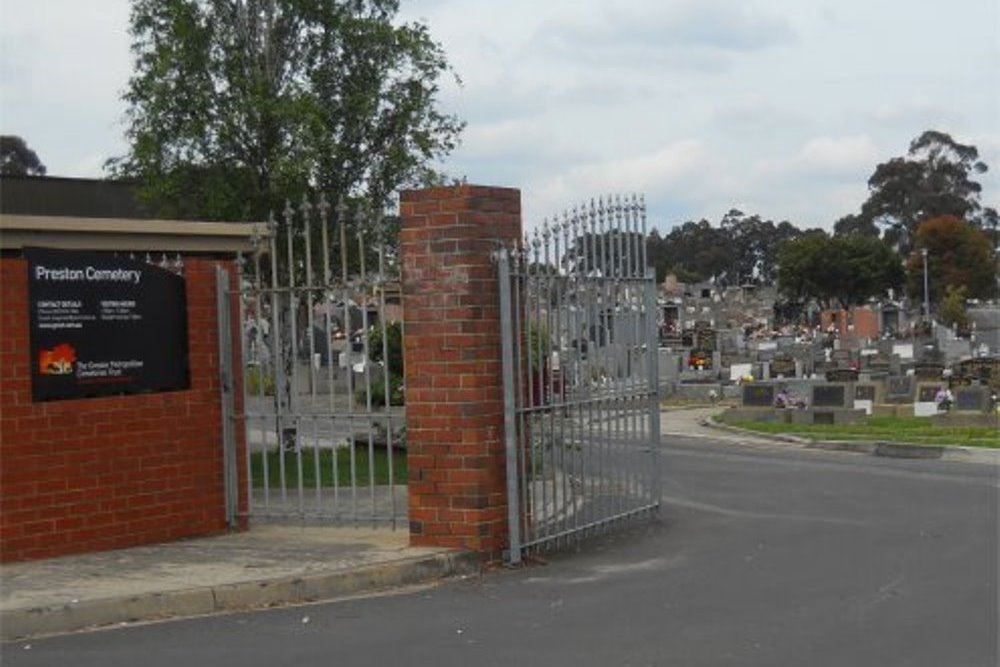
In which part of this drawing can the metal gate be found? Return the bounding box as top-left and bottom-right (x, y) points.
(498, 195), (661, 564)
(218, 197), (406, 525)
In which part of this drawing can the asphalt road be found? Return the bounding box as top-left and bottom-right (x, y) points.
(5, 436), (998, 667)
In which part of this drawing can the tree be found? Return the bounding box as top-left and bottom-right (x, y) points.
(108, 0), (464, 224)
(938, 285), (970, 335)
(854, 130), (996, 253)
(777, 233), (904, 311)
(654, 219), (733, 284)
(0, 135), (47, 176)
(906, 215), (997, 305)
(720, 209), (803, 285)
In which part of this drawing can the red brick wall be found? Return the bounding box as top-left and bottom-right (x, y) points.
(0, 257), (245, 562)
(400, 186), (521, 561)
(821, 307), (880, 340)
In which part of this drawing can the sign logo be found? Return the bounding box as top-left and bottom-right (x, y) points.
(38, 343), (77, 375)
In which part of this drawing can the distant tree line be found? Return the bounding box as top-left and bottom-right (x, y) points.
(648, 130), (997, 328)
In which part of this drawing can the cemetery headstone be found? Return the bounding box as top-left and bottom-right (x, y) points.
(885, 376), (914, 404)
(812, 384), (848, 408)
(742, 384), (775, 408)
(914, 383), (942, 417)
(954, 386), (988, 412)
(854, 383), (877, 415)
(770, 355), (796, 378)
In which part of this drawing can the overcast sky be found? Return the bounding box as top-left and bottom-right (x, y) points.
(2, 0), (997, 233)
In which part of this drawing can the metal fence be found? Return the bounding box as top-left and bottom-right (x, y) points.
(220, 197), (406, 525)
(498, 195), (661, 564)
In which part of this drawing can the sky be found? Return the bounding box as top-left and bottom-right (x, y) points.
(2, 0), (998, 234)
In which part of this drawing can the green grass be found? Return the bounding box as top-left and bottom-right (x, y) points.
(718, 414), (999, 448)
(250, 446), (407, 488)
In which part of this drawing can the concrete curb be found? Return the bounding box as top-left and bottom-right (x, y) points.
(1, 550), (478, 641)
(702, 416), (1000, 466)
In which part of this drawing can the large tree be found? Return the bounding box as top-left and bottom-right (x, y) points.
(907, 215), (997, 305)
(0, 135), (47, 176)
(720, 209), (803, 286)
(854, 130), (996, 253)
(777, 233), (905, 311)
(108, 0), (464, 223)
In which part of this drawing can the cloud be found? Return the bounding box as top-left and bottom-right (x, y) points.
(533, 0), (795, 69)
(523, 140), (715, 225)
(758, 135), (879, 179)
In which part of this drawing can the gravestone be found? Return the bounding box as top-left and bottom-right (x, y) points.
(854, 384), (877, 402)
(825, 368), (859, 382)
(742, 384), (775, 408)
(812, 384), (848, 408)
(954, 386), (988, 412)
(914, 383), (943, 417)
(831, 349), (853, 367)
(884, 376), (914, 404)
(917, 384), (941, 403)
(914, 361), (945, 381)
(770, 355), (796, 379)
(854, 383), (877, 415)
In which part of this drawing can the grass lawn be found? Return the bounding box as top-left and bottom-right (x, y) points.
(250, 445), (407, 488)
(717, 413), (999, 448)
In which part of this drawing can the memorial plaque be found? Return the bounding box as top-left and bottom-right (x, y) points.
(742, 384), (775, 407)
(27, 248), (190, 401)
(917, 385), (942, 403)
(886, 376), (913, 402)
(955, 387), (988, 412)
(769, 356), (796, 378)
(813, 384), (846, 408)
(855, 384), (876, 401)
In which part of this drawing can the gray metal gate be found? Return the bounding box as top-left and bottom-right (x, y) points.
(219, 197), (406, 525)
(498, 195), (661, 564)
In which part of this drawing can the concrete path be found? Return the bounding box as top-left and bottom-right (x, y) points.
(0, 525), (476, 640)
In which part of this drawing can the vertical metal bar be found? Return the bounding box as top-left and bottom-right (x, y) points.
(357, 218), (377, 523)
(514, 246), (530, 550)
(247, 249), (262, 515)
(267, 214), (283, 508)
(644, 267), (662, 508)
(377, 221), (396, 527)
(498, 248), (522, 565)
(216, 265), (238, 527)
(284, 201), (304, 515)
(302, 197), (317, 401)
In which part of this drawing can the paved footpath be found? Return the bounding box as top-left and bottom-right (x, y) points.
(0, 525), (476, 640)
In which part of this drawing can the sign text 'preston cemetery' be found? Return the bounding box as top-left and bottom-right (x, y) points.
(27, 248), (190, 401)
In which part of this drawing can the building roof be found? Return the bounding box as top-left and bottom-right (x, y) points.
(0, 175), (153, 219)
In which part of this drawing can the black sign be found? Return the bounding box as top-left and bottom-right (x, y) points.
(813, 384), (846, 408)
(742, 384), (775, 407)
(27, 248), (190, 401)
(955, 387), (987, 411)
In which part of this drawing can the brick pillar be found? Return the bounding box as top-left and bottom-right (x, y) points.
(400, 185), (521, 560)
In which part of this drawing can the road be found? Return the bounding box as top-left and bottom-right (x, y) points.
(5, 434), (997, 666)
